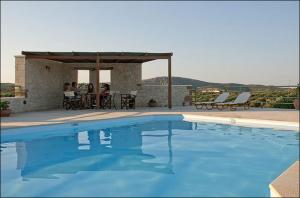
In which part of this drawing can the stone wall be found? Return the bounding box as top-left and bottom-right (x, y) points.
(15, 56), (26, 95)
(136, 85), (190, 107)
(5, 57), (189, 112)
(24, 59), (77, 111)
(6, 58), (77, 113)
(110, 63), (142, 93)
(1, 97), (28, 113)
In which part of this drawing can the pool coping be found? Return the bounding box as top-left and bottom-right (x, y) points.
(1, 113), (299, 132)
(269, 161), (299, 198)
(182, 114), (299, 131)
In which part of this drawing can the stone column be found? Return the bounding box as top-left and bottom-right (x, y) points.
(110, 63), (142, 93)
(15, 55), (26, 96)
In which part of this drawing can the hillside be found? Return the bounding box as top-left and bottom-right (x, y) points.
(142, 76), (280, 91)
(0, 77), (284, 95)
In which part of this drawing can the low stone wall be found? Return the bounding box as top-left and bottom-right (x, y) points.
(135, 85), (190, 107)
(1, 95), (66, 114)
(1, 97), (29, 113)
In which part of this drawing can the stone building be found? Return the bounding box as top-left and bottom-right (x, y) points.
(2, 51), (190, 113)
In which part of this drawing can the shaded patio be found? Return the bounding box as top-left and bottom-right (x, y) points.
(17, 51), (175, 110)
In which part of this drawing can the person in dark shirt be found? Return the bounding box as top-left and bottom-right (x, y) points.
(100, 84), (110, 107)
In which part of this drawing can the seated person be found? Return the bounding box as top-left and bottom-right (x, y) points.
(84, 83), (95, 108)
(87, 83), (94, 94)
(101, 84), (110, 97)
(70, 82), (81, 98)
(63, 82), (74, 106)
(70, 82), (79, 92)
(100, 84), (110, 107)
(63, 82), (71, 92)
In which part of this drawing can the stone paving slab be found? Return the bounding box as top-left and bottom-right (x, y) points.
(1, 106), (298, 129)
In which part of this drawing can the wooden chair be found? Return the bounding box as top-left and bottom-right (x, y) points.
(63, 91), (81, 110)
(121, 91), (137, 109)
(101, 94), (112, 109)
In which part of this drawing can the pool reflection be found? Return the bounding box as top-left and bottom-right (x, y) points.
(15, 121), (193, 179)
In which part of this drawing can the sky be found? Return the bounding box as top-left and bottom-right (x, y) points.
(1, 1), (299, 86)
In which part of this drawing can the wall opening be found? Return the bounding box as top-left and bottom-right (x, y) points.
(78, 70), (89, 83)
(100, 70), (111, 85)
(77, 70), (89, 91)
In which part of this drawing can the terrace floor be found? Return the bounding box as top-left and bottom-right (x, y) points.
(1, 106), (299, 129)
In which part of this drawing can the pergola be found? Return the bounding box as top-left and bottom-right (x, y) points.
(21, 51), (173, 108)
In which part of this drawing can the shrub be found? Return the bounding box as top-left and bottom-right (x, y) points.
(0, 101), (10, 110)
(4, 92), (14, 97)
(148, 99), (157, 107)
(272, 103), (295, 109)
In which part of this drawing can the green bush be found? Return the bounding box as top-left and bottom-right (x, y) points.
(0, 101), (10, 110)
(3, 92), (14, 97)
(272, 103), (295, 109)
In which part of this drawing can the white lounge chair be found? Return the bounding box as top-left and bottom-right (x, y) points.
(195, 92), (230, 110)
(216, 92), (251, 110)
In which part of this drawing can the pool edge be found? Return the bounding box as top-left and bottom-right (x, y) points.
(182, 114), (299, 131)
(1, 113), (299, 132)
(269, 160), (300, 198)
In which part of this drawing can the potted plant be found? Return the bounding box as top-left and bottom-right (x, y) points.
(0, 101), (11, 117)
(293, 85), (300, 110)
(148, 99), (157, 107)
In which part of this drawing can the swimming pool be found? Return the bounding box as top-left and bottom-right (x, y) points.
(1, 115), (299, 197)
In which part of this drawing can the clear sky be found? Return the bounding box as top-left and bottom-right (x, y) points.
(1, 1), (299, 85)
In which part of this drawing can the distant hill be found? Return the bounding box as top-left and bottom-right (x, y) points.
(0, 77), (285, 95)
(142, 76), (281, 91)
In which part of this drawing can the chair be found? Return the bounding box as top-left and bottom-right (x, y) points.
(194, 92), (229, 110)
(63, 91), (81, 110)
(121, 90), (137, 109)
(101, 94), (112, 109)
(216, 92), (251, 110)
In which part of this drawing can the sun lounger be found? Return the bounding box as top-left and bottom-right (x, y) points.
(195, 92), (230, 110)
(216, 92), (251, 110)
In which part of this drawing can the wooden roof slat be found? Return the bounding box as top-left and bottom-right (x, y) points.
(21, 51), (172, 64)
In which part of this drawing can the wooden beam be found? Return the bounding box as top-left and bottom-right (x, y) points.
(25, 55), (171, 61)
(168, 56), (172, 109)
(95, 53), (100, 109)
(74, 67), (113, 71)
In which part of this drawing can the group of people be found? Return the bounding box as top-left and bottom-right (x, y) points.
(63, 82), (110, 108)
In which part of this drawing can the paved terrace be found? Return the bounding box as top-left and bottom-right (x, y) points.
(1, 106), (299, 129)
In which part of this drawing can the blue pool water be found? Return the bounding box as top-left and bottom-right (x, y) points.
(1, 115), (299, 197)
